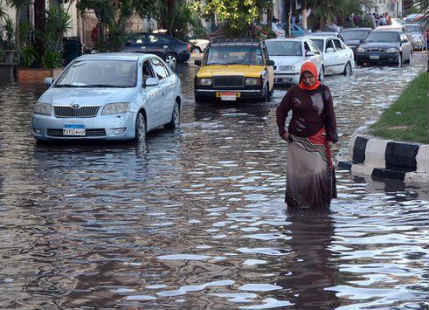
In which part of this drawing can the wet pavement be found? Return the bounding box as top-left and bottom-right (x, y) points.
(0, 53), (428, 310)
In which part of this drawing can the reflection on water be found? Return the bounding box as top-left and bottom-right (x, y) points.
(0, 54), (428, 309)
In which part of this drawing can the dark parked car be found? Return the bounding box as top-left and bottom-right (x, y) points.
(121, 33), (191, 67)
(355, 29), (412, 67)
(341, 28), (372, 57)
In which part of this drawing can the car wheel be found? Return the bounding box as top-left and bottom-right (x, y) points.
(397, 53), (402, 67)
(319, 66), (324, 82)
(165, 53), (177, 68)
(343, 62), (352, 76)
(195, 93), (203, 104)
(261, 83), (269, 102)
(134, 112), (146, 144)
(268, 86), (273, 99)
(166, 102), (180, 129)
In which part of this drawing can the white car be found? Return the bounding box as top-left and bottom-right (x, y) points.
(190, 39), (210, 54)
(305, 35), (355, 76)
(265, 37), (324, 85)
(32, 53), (182, 143)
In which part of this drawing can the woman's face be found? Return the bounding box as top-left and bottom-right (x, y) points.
(302, 71), (316, 87)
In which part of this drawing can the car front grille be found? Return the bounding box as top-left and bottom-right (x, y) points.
(213, 76), (244, 88)
(47, 129), (106, 137)
(54, 106), (100, 118)
(279, 65), (295, 71)
(367, 48), (385, 52)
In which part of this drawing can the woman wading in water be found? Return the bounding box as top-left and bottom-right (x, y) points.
(276, 61), (338, 210)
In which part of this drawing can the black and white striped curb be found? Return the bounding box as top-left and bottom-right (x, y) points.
(338, 134), (429, 182)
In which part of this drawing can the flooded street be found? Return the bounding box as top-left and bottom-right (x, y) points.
(0, 53), (428, 310)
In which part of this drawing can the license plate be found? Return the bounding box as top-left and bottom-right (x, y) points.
(369, 55), (380, 60)
(63, 124), (85, 136)
(217, 91), (240, 101)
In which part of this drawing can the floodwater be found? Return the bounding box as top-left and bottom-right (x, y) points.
(0, 53), (428, 310)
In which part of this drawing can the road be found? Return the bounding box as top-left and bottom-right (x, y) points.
(0, 52), (428, 309)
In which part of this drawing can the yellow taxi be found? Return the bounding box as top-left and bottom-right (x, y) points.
(194, 39), (275, 103)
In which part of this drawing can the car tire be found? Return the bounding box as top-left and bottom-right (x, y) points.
(165, 102), (180, 129)
(343, 62), (352, 76)
(319, 66), (324, 82)
(134, 112), (146, 144)
(195, 93), (204, 104)
(261, 83), (269, 102)
(268, 86), (273, 99)
(165, 53), (177, 68)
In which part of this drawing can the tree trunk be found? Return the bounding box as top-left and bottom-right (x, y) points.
(302, 0), (308, 29)
(34, 0), (45, 60)
(167, 0), (176, 35)
(15, 8), (20, 52)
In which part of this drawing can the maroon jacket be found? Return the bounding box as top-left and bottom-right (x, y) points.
(276, 84), (338, 143)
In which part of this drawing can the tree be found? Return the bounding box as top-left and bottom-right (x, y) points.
(192, 0), (271, 37)
(6, 0), (32, 52)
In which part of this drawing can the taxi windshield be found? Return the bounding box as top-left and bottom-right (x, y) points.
(206, 45), (263, 65)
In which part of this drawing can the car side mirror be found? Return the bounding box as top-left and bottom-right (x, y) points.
(145, 77), (159, 87)
(194, 59), (201, 66)
(267, 59), (275, 66)
(305, 51), (315, 57)
(326, 47), (335, 53)
(44, 77), (53, 86)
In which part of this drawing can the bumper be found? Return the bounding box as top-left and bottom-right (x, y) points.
(32, 112), (136, 141)
(274, 73), (300, 85)
(195, 89), (264, 101)
(356, 53), (399, 65)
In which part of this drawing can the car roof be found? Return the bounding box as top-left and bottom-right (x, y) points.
(311, 31), (339, 35)
(374, 26), (404, 31)
(304, 35), (339, 40)
(75, 52), (153, 61)
(265, 37), (305, 42)
(341, 27), (372, 32)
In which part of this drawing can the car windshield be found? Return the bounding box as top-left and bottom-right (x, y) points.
(310, 39), (324, 52)
(342, 30), (369, 40)
(206, 45), (263, 65)
(55, 60), (138, 88)
(266, 41), (302, 56)
(366, 32), (400, 43)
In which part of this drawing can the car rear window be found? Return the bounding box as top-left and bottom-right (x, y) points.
(266, 41), (302, 56)
(342, 30), (370, 40)
(366, 31), (400, 43)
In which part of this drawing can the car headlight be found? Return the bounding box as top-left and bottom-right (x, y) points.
(102, 102), (130, 115)
(33, 102), (52, 115)
(356, 47), (366, 53)
(197, 78), (212, 86)
(245, 78), (261, 86)
(385, 48), (398, 53)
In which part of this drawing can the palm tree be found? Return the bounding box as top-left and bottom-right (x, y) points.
(6, 0), (32, 52)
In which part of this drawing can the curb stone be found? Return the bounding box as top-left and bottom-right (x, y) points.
(337, 126), (429, 183)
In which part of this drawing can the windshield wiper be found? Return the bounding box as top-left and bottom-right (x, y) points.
(55, 84), (78, 88)
(78, 84), (131, 88)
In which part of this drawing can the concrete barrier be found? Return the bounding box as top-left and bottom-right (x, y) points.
(339, 133), (429, 183)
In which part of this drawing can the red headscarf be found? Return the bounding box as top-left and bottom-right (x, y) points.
(298, 61), (321, 91)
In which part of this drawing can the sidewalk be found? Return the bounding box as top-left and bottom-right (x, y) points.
(338, 126), (429, 183)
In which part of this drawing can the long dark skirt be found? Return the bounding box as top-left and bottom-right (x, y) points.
(285, 129), (337, 210)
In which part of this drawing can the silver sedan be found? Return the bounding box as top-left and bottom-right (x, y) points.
(32, 53), (182, 143)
